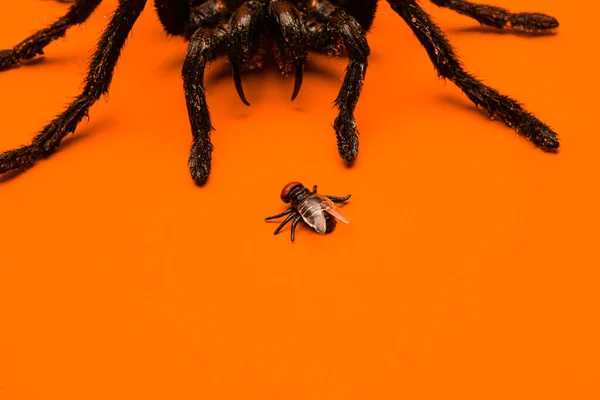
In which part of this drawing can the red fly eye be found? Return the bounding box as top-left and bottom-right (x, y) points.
(280, 182), (302, 203)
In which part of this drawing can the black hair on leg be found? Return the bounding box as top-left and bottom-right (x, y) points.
(429, 0), (558, 32)
(0, 0), (103, 71)
(182, 26), (228, 185)
(387, 0), (559, 151)
(0, 0), (148, 174)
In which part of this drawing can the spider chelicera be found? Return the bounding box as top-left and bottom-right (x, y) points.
(0, 0), (559, 185)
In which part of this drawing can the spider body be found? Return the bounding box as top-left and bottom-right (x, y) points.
(0, 0), (559, 185)
(156, 1), (378, 34)
(265, 182), (351, 241)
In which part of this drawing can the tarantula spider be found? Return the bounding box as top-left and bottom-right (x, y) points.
(0, 0), (559, 185)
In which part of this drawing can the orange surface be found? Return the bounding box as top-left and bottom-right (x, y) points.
(0, 1), (598, 399)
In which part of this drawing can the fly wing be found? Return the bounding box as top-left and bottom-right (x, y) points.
(298, 195), (328, 234)
(320, 196), (350, 224)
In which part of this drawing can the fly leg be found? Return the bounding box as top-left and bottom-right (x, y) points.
(290, 215), (302, 242)
(325, 194), (351, 203)
(274, 212), (298, 235)
(265, 208), (294, 221)
(313, 184), (351, 203)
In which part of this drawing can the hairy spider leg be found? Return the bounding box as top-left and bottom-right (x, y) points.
(310, 0), (370, 163)
(183, 26), (229, 185)
(0, 0), (103, 71)
(290, 214), (302, 242)
(386, 0), (559, 151)
(429, 0), (559, 32)
(265, 207), (294, 221)
(227, 1), (265, 106)
(274, 212), (298, 235)
(0, 0), (148, 175)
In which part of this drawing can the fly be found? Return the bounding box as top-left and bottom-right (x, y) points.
(265, 182), (351, 241)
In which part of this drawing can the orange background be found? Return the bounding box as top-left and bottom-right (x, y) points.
(0, 0), (598, 398)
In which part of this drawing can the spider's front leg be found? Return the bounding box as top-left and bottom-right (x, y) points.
(429, 0), (558, 32)
(387, 0), (559, 151)
(0, 0), (103, 71)
(0, 0), (148, 175)
(182, 26), (228, 185)
(309, 1), (370, 163)
(184, 1), (266, 185)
